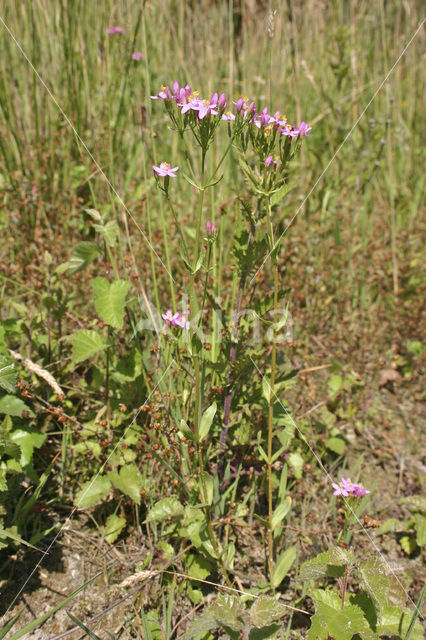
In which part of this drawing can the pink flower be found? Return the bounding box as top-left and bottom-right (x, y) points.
(107, 26), (124, 34)
(152, 162), (179, 178)
(162, 309), (190, 330)
(265, 155), (280, 167)
(206, 220), (217, 234)
(131, 51), (143, 60)
(295, 121), (312, 136)
(221, 111), (236, 122)
(332, 477), (370, 498)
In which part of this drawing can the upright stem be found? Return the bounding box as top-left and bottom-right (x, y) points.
(266, 195), (279, 578)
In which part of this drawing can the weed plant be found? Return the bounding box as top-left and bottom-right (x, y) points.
(0, 1), (424, 638)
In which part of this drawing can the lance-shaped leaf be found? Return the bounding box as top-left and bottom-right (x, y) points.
(199, 402), (217, 442)
(91, 278), (131, 329)
(272, 546), (297, 588)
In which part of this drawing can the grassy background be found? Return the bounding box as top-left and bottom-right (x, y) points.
(0, 0), (424, 636)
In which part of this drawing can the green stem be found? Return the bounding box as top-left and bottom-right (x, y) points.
(266, 194), (278, 579)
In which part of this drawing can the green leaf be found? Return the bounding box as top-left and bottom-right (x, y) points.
(0, 607), (24, 639)
(288, 452), (304, 479)
(210, 594), (246, 631)
(272, 546), (297, 588)
(10, 429), (45, 466)
(328, 374), (344, 396)
(249, 596), (287, 627)
(300, 549), (345, 581)
(325, 435), (346, 455)
(271, 498), (292, 532)
(199, 402), (217, 442)
(377, 604), (424, 640)
(400, 536), (417, 555)
(91, 278), (131, 329)
(103, 514), (126, 543)
(71, 330), (108, 363)
(75, 476), (111, 508)
(398, 494), (426, 513)
(0, 395), (34, 418)
(185, 553), (213, 580)
(182, 609), (217, 640)
(413, 514), (426, 547)
(146, 497), (184, 522)
(357, 558), (390, 620)
(307, 590), (376, 640)
(108, 464), (143, 504)
(179, 419), (197, 441)
(93, 220), (119, 247)
(66, 612), (103, 640)
(0, 357), (17, 393)
(270, 182), (294, 207)
(199, 471), (214, 506)
(67, 242), (100, 275)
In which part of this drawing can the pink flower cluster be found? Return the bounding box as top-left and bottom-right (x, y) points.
(151, 82), (312, 136)
(332, 477), (370, 498)
(162, 309), (190, 330)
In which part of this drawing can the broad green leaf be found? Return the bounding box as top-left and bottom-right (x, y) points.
(108, 464), (143, 504)
(358, 558), (390, 619)
(325, 435), (346, 455)
(210, 594), (246, 631)
(0, 356), (17, 393)
(308, 590), (375, 640)
(103, 514), (126, 543)
(67, 242), (100, 275)
(377, 604), (424, 640)
(91, 278), (131, 329)
(300, 549), (346, 580)
(199, 402), (216, 442)
(328, 374), (343, 396)
(75, 476), (111, 508)
(272, 546), (297, 588)
(182, 609), (217, 640)
(10, 429), (45, 466)
(400, 535), (417, 555)
(271, 498), (292, 532)
(185, 553), (213, 580)
(0, 395), (34, 418)
(249, 595), (287, 627)
(71, 330), (108, 363)
(146, 497), (184, 522)
(270, 182), (294, 207)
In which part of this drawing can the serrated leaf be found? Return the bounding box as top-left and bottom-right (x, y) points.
(146, 497), (184, 522)
(0, 395), (34, 418)
(71, 330), (108, 363)
(9, 429), (45, 466)
(308, 590), (376, 640)
(91, 278), (130, 329)
(75, 476), (111, 508)
(0, 357), (17, 393)
(210, 594), (246, 631)
(199, 402), (216, 442)
(185, 553), (213, 580)
(108, 464), (143, 504)
(67, 241), (100, 275)
(249, 595), (287, 627)
(398, 494), (426, 513)
(103, 514), (126, 543)
(272, 546), (297, 588)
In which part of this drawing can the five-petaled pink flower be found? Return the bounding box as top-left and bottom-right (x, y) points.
(107, 26), (124, 34)
(153, 162), (179, 178)
(332, 477), (370, 498)
(295, 121), (313, 137)
(131, 51), (143, 60)
(162, 309), (190, 330)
